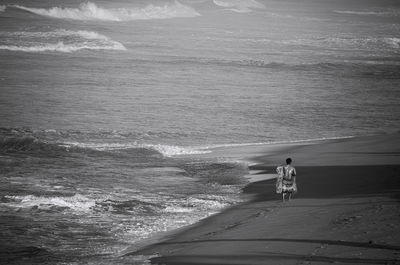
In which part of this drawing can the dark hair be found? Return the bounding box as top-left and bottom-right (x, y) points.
(286, 158), (292, 165)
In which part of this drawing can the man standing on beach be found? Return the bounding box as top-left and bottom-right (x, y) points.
(276, 158), (297, 202)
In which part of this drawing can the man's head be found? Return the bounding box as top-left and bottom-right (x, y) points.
(286, 158), (292, 165)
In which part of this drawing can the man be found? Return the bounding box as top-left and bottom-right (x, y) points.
(276, 158), (297, 202)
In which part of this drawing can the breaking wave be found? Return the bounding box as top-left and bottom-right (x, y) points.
(11, 1), (200, 21)
(148, 144), (211, 156)
(0, 5), (5, 12)
(0, 42), (125, 53)
(4, 194), (96, 212)
(0, 127), (359, 158)
(0, 29), (126, 53)
(213, 0), (265, 13)
(63, 141), (211, 156)
(0, 134), (209, 157)
(2, 192), (241, 221)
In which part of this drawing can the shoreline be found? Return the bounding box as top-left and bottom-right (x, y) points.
(125, 133), (400, 264)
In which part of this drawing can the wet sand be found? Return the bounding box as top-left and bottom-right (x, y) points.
(127, 133), (400, 265)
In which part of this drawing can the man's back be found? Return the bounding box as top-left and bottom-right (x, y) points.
(283, 165), (296, 180)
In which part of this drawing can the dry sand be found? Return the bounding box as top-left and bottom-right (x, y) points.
(127, 133), (400, 265)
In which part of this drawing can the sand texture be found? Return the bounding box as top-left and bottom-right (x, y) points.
(128, 133), (400, 265)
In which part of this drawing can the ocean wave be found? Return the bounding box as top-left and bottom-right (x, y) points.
(164, 197), (228, 213)
(0, 129), (208, 157)
(97, 199), (163, 214)
(213, 0), (265, 13)
(1, 29), (114, 40)
(281, 36), (400, 50)
(0, 127), (361, 158)
(0, 136), (64, 153)
(63, 141), (211, 156)
(0, 138), (158, 158)
(147, 144), (211, 156)
(382, 37), (400, 48)
(0, 135), (120, 156)
(151, 57), (292, 69)
(187, 196), (233, 209)
(0, 5), (5, 12)
(11, 1), (200, 21)
(205, 136), (356, 148)
(0, 29), (126, 53)
(163, 193), (243, 214)
(152, 57), (400, 74)
(202, 34), (400, 50)
(323, 37), (400, 49)
(4, 194), (95, 212)
(333, 10), (400, 16)
(0, 42), (124, 53)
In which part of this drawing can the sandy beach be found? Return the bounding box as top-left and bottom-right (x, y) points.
(127, 133), (400, 265)
(2, 0), (400, 264)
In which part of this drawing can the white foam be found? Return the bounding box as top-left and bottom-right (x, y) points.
(62, 141), (139, 151)
(0, 29), (107, 39)
(213, 0), (265, 13)
(0, 5), (6, 12)
(146, 144), (211, 156)
(0, 42), (125, 53)
(163, 205), (194, 213)
(151, 136), (355, 156)
(5, 194), (95, 212)
(383, 37), (400, 48)
(333, 10), (399, 16)
(201, 136), (353, 149)
(0, 29), (126, 53)
(62, 141), (211, 157)
(11, 1), (200, 21)
(62, 136), (354, 157)
(186, 196), (232, 210)
(162, 196), (232, 214)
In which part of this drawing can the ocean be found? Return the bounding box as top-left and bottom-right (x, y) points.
(0, 0), (399, 264)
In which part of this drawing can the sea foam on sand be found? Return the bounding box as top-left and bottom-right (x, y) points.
(125, 133), (400, 265)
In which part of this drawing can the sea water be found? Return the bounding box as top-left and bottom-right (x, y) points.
(0, 0), (399, 264)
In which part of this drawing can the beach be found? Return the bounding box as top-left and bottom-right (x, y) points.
(128, 133), (400, 265)
(1, 0), (400, 264)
